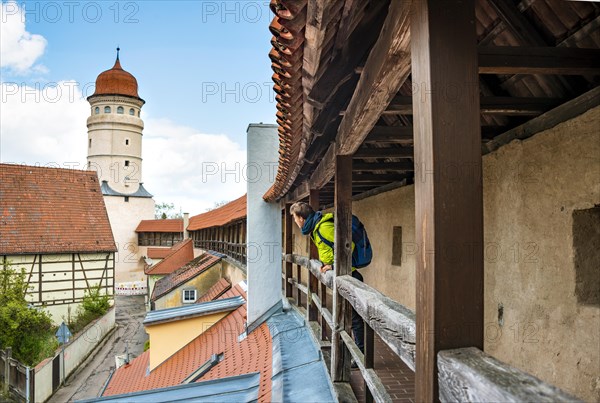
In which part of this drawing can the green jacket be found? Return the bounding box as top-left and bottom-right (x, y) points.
(311, 213), (355, 268)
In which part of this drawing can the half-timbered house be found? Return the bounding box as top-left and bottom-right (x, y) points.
(0, 164), (116, 323)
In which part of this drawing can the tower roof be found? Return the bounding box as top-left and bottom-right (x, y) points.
(90, 49), (141, 100)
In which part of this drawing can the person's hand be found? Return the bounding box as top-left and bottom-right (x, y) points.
(320, 264), (332, 273)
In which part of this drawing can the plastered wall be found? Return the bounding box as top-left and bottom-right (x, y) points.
(153, 263), (222, 310)
(301, 107), (599, 400)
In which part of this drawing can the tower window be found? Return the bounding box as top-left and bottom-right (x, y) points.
(94, 107), (99, 115)
(124, 197), (129, 202)
(89, 139), (92, 148)
(125, 139), (129, 145)
(117, 106), (124, 114)
(125, 160), (130, 167)
(138, 111), (141, 117)
(104, 106), (111, 113)
(129, 108), (135, 116)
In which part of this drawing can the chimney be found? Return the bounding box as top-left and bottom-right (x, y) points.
(246, 124), (281, 330)
(183, 212), (190, 239)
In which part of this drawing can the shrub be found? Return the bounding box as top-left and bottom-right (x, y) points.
(68, 286), (111, 334)
(0, 264), (56, 366)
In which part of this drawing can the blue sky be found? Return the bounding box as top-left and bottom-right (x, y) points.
(1, 0), (277, 213)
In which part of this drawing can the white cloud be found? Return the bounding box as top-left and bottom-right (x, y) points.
(0, 81), (89, 165)
(1, 1), (48, 74)
(0, 82), (248, 216)
(143, 118), (247, 215)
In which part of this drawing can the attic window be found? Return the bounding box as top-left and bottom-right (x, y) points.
(183, 289), (197, 303)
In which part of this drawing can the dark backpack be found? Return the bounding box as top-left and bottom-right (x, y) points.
(315, 215), (373, 269)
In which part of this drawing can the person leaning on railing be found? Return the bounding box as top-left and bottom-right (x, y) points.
(290, 202), (365, 358)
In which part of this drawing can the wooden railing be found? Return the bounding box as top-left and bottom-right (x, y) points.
(283, 253), (581, 403)
(194, 240), (246, 265)
(437, 348), (580, 402)
(283, 253), (413, 402)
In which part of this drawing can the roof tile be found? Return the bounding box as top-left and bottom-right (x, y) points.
(187, 195), (246, 231)
(0, 164), (116, 254)
(104, 285), (273, 402)
(196, 278), (232, 303)
(136, 219), (183, 233)
(145, 239), (194, 275)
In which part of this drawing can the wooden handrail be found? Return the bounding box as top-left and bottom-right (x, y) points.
(336, 275), (416, 371)
(438, 347), (582, 402)
(283, 253), (334, 289)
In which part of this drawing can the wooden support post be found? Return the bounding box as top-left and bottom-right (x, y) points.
(332, 154), (353, 382)
(285, 203), (293, 298)
(308, 189), (320, 322)
(411, 1), (484, 401)
(365, 324), (375, 403)
(296, 263), (302, 306)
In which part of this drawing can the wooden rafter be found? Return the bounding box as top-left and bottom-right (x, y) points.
(336, 0), (413, 156)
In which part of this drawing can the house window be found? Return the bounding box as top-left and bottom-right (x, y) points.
(104, 106), (111, 113)
(183, 289), (197, 303)
(129, 108), (135, 116)
(392, 226), (402, 266)
(117, 106), (124, 114)
(125, 160), (130, 167)
(125, 139), (129, 145)
(94, 107), (100, 114)
(124, 196), (129, 202)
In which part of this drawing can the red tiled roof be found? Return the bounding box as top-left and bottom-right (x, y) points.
(187, 195), (246, 231)
(91, 57), (141, 100)
(146, 247), (171, 260)
(0, 164), (116, 254)
(150, 253), (221, 301)
(196, 278), (231, 303)
(145, 239), (194, 275)
(136, 219), (183, 233)
(104, 285), (273, 402)
(263, 1), (307, 202)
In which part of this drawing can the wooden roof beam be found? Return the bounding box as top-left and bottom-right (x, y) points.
(479, 46), (600, 76)
(336, 0), (413, 156)
(382, 95), (563, 116)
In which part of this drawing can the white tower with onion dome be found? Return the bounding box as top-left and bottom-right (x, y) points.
(87, 48), (155, 287)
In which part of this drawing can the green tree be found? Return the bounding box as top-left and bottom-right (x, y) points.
(0, 262), (57, 366)
(155, 202), (183, 219)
